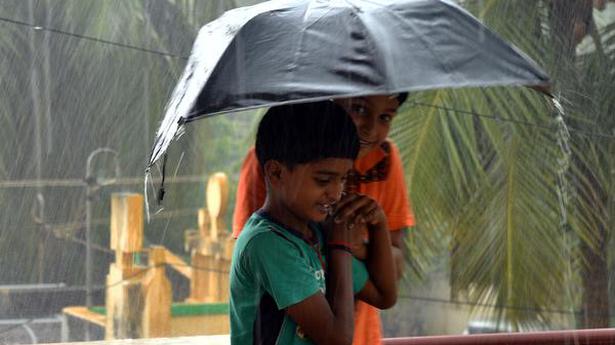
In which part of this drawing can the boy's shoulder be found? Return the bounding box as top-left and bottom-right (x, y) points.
(235, 213), (307, 257)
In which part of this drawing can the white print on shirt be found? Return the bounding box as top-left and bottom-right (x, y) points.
(314, 268), (325, 293)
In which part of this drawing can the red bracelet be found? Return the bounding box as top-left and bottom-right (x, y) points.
(327, 240), (353, 248)
(328, 244), (353, 254)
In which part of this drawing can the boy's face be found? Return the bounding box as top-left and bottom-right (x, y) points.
(335, 95), (400, 158)
(272, 158), (353, 223)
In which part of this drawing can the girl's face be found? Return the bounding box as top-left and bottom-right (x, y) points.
(336, 95), (400, 158)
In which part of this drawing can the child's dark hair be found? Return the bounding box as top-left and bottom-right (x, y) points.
(397, 92), (409, 105)
(255, 101), (360, 168)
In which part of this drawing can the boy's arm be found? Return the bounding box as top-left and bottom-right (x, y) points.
(390, 229), (407, 280)
(335, 194), (397, 309)
(351, 227), (406, 280)
(286, 218), (356, 345)
(356, 220), (397, 309)
(286, 248), (354, 345)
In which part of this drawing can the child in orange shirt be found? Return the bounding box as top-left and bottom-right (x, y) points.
(233, 94), (415, 345)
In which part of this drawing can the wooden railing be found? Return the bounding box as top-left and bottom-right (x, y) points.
(383, 328), (615, 345)
(46, 328), (615, 345)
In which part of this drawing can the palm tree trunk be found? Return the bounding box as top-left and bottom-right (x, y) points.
(580, 237), (609, 327)
(577, 159), (610, 328)
(550, 0), (610, 328)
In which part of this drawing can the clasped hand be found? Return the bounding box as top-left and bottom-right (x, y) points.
(324, 192), (386, 247)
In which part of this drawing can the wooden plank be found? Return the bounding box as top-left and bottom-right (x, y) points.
(216, 259), (231, 302)
(142, 246), (171, 338)
(62, 306), (106, 327)
(105, 264), (145, 340)
(162, 248), (192, 280)
(223, 237), (235, 261)
(383, 328), (615, 345)
(170, 315), (229, 336)
(39, 334), (230, 345)
(188, 252), (211, 302)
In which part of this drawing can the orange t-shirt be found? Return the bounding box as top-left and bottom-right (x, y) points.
(231, 140), (415, 345)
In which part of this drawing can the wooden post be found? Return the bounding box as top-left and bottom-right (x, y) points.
(188, 251), (210, 302)
(110, 193), (143, 253)
(141, 246), (171, 338)
(188, 173), (234, 303)
(218, 237), (235, 302)
(198, 209), (210, 241)
(206, 173), (228, 241)
(105, 193), (146, 340)
(189, 238), (221, 303)
(204, 241), (223, 302)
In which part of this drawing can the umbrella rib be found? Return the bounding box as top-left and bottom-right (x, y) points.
(285, 3), (336, 87)
(302, 0), (335, 27)
(353, 11), (389, 90)
(357, 0), (458, 87)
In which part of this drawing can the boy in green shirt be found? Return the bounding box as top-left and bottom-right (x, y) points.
(230, 101), (397, 345)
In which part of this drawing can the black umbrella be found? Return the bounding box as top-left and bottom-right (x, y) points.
(148, 0), (550, 171)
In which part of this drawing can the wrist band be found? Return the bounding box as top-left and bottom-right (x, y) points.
(328, 244), (353, 254)
(327, 240), (353, 248)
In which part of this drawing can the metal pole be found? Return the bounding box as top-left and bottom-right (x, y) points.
(85, 185), (93, 311)
(84, 148), (120, 340)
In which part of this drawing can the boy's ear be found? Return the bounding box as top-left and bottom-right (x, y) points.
(264, 160), (284, 186)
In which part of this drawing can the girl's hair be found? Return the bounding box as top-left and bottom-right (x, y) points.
(397, 92), (409, 105)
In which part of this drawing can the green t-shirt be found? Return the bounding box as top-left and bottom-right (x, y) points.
(229, 212), (369, 345)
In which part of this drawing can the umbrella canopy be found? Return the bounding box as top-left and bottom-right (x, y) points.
(148, 0), (550, 168)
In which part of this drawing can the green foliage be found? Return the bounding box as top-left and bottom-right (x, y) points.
(394, 0), (615, 329)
